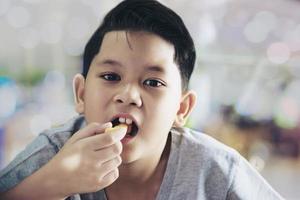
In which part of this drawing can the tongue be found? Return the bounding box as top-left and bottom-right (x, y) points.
(126, 124), (132, 135)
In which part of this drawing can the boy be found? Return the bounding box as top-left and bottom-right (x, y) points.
(0, 0), (283, 199)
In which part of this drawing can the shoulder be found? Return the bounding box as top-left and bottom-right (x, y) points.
(171, 127), (241, 165)
(163, 127), (242, 199)
(40, 115), (86, 149)
(170, 127), (241, 178)
(168, 127), (283, 200)
(0, 115), (86, 193)
(171, 127), (241, 174)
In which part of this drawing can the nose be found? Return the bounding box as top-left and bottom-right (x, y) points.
(113, 84), (142, 107)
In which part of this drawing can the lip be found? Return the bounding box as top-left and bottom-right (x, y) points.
(121, 135), (135, 144)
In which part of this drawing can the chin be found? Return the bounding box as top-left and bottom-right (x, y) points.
(120, 153), (136, 164)
(120, 148), (143, 165)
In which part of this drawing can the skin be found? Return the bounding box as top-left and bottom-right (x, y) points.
(74, 31), (196, 199)
(0, 122), (127, 199)
(0, 30), (196, 200)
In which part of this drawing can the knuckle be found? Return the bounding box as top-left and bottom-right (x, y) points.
(112, 143), (122, 155)
(104, 135), (114, 145)
(90, 122), (100, 127)
(91, 180), (102, 192)
(90, 161), (99, 171)
(104, 169), (119, 183)
(116, 156), (122, 166)
(96, 168), (120, 189)
(113, 169), (119, 179)
(103, 157), (120, 170)
(106, 160), (116, 169)
(88, 122), (100, 132)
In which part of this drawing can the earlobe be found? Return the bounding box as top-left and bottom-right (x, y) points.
(73, 73), (85, 114)
(174, 90), (197, 127)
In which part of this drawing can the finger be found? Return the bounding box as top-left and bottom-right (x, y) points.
(93, 141), (123, 162)
(70, 122), (112, 142)
(83, 126), (127, 150)
(98, 169), (119, 189)
(99, 156), (122, 176)
(95, 156), (121, 188)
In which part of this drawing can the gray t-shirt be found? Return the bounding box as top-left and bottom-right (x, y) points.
(0, 115), (283, 199)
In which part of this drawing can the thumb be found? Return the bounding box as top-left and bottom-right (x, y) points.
(70, 122), (112, 142)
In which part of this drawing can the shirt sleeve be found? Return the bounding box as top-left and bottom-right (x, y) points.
(226, 155), (284, 200)
(0, 133), (58, 193)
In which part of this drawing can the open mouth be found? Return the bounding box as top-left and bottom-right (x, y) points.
(111, 117), (139, 137)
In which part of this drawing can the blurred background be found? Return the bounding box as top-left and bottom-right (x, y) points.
(0, 0), (300, 199)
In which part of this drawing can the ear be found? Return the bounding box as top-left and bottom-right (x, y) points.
(174, 90), (197, 127)
(73, 73), (85, 114)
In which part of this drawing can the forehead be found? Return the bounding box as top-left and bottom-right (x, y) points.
(96, 31), (176, 67)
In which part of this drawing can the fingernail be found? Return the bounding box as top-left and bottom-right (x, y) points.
(101, 122), (112, 129)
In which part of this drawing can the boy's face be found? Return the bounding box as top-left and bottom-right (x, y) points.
(75, 31), (193, 163)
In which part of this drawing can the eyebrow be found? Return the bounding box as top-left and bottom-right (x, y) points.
(146, 65), (165, 73)
(97, 59), (123, 67)
(97, 59), (166, 73)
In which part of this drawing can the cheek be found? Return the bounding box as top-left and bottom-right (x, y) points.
(85, 80), (109, 101)
(143, 100), (178, 144)
(83, 83), (110, 118)
(147, 94), (181, 126)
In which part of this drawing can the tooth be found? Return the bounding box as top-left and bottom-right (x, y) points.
(126, 118), (132, 124)
(119, 117), (126, 123)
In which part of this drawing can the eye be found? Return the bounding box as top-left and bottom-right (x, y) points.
(100, 73), (121, 81)
(144, 79), (165, 87)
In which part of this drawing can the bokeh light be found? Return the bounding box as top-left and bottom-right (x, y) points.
(6, 6), (31, 28)
(0, 0), (10, 17)
(274, 97), (300, 129)
(66, 17), (91, 40)
(197, 14), (217, 46)
(18, 27), (40, 49)
(63, 38), (86, 56)
(243, 11), (277, 44)
(40, 21), (63, 44)
(249, 155), (266, 172)
(44, 70), (66, 90)
(283, 24), (300, 52)
(0, 83), (18, 120)
(267, 42), (290, 64)
(30, 114), (52, 135)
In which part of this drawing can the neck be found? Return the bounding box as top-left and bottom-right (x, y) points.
(106, 134), (171, 198)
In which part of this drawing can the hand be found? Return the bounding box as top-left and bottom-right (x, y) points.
(46, 122), (127, 198)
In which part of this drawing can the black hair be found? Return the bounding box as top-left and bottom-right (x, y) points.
(83, 0), (196, 91)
